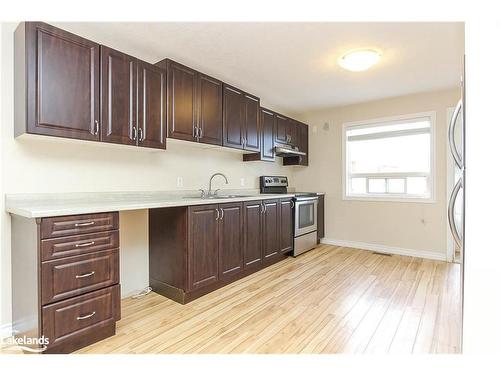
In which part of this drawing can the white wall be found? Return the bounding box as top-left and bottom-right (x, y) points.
(293, 88), (460, 257)
(0, 22), (295, 333)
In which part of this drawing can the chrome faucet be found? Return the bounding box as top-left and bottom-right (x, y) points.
(208, 173), (229, 197)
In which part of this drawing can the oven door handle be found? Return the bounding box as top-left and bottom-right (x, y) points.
(294, 196), (318, 202)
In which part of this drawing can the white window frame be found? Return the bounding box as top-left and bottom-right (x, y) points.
(342, 111), (436, 203)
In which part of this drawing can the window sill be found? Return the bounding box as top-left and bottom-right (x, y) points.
(343, 195), (436, 204)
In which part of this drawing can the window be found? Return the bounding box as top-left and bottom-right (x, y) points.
(343, 112), (435, 202)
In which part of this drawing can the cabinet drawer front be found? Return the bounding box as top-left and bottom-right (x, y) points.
(41, 250), (119, 305)
(40, 212), (119, 239)
(42, 285), (120, 349)
(41, 230), (119, 261)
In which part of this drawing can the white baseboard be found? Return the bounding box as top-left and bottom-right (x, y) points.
(320, 238), (447, 261)
(0, 323), (13, 340)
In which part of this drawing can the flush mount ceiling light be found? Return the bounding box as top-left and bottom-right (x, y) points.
(338, 49), (381, 72)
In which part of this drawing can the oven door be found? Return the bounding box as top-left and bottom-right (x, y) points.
(294, 198), (318, 236)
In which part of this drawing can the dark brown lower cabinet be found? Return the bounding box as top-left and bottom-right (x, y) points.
(188, 204), (220, 291)
(149, 198), (293, 304)
(11, 212), (121, 354)
(317, 194), (325, 243)
(279, 198), (294, 253)
(243, 201), (264, 268)
(219, 203), (244, 279)
(262, 199), (280, 260)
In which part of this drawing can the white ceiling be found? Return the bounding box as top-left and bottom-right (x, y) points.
(54, 22), (464, 114)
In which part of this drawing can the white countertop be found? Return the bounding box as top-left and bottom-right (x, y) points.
(5, 190), (296, 218)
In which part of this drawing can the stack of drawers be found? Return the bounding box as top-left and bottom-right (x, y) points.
(38, 212), (121, 353)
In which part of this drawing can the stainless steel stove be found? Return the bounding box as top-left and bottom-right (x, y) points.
(260, 176), (319, 256)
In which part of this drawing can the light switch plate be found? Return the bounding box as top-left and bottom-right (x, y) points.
(240, 178), (245, 187)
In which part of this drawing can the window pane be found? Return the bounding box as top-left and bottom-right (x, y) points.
(351, 178), (366, 194)
(368, 179), (386, 193)
(387, 178), (405, 193)
(348, 134), (430, 174)
(407, 177), (427, 195)
(347, 119), (430, 137)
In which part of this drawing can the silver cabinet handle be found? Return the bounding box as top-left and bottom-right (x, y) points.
(74, 221), (95, 227)
(75, 241), (95, 248)
(220, 208), (224, 220)
(199, 127), (203, 139)
(132, 126), (137, 141)
(448, 99), (463, 169)
(215, 208), (220, 221)
(75, 271), (95, 279)
(448, 177), (463, 247)
(94, 120), (99, 135)
(260, 203), (264, 213)
(138, 127), (144, 142)
(77, 311), (96, 320)
(194, 126), (199, 139)
(291, 200), (295, 209)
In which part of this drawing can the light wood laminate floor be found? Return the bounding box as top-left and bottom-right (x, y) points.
(74, 245), (461, 354)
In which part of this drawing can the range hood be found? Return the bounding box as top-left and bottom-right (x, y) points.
(275, 145), (306, 157)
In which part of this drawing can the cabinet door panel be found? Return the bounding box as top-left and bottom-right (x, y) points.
(260, 108), (276, 161)
(243, 201), (263, 268)
(168, 62), (197, 142)
(298, 123), (309, 165)
(219, 203), (244, 279)
(101, 46), (136, 146)
(26, 22), (99, 140)
(198, 74), (223, 145)
(317, 195), (325, 242)
(138, 61), (166, 149)
(188, 205), (219, 291)
(287, 120), (298, 146)
(223, 85), (244, 149)
(244, 94), (260, 151)
(275, 115), (288, 144)
(279, 199), (294, 253)
(262, 200), (280, 260)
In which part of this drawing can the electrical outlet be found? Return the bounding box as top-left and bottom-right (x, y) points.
(240, 178), (245, 187)
(176, 177), (183, 188)
(312, 126), (318, 134)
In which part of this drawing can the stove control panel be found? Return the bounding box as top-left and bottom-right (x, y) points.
(261, 176), (288, 187)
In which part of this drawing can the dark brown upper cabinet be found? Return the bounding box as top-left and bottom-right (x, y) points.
(101, 46), (166, 149)
(275, 113), (299, 147)
(244, 95), (260, 152)
(243, 107), (275, 162)
(275, 114), (288, 144)
(15, 22), (100, 141)
(165, 61), (197, 142)
(223, 84), (260, 152)
(158, 59), (222, 145)
(288, 120), (298, 146)
(198, 73), (223, 145)
(283, 121), (309, 166)
(100, 46), (137, 146)
(260, 108), (276, 161)
(137, 61), (167, 149)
